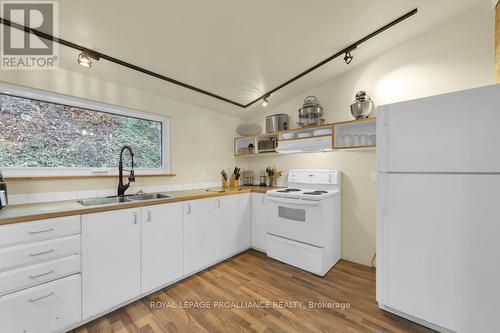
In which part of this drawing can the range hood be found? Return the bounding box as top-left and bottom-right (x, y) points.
(276, 136), (332, 154)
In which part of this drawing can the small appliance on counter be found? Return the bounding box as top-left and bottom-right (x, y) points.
(259, 175), (267, 187)
(0, 170), (7, 209)
(265, 114), (289, 133)
(242, 169), (254, 186)
(298, 96), (325, 128)
(350, 91), (373, 119)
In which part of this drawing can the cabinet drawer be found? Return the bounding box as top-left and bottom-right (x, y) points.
(0, 254), (81, 297)
(0, 274), (81, 333)
(0, 216), (80, 248)
(267, 234), (325, 275)
(0, 235), (81, 272)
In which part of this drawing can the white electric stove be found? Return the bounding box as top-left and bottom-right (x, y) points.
(265, 170), (341, 276)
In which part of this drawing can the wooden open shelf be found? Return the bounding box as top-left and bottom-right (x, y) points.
(235, 117), (376, 156)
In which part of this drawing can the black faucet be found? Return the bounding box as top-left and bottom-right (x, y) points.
(117, 146), (135, 196)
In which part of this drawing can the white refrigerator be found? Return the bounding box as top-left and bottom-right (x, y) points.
(376, 84), (500, 333)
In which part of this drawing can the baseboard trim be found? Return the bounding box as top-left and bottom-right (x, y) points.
(378, 303), (456, 333)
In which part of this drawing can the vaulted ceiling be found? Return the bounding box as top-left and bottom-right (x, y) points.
(21, 0), (486, 117)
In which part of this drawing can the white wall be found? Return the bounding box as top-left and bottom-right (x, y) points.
(243, 2), (496, 266)
(1, 68), (241, 196)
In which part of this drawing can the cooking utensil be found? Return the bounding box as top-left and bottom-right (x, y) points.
(237, 123), (262, 136)
(298, 96), (325, 128)
(350, 91), (373, 119)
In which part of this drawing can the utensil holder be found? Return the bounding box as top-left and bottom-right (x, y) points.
(221, 178), (229, 189)
(229, 176), (240, 188)
(269, 176), (278, 188)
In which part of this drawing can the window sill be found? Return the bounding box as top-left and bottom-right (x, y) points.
(5, 173), (176, 181)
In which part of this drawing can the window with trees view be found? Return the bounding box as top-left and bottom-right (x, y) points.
(0, 86), (168, 174)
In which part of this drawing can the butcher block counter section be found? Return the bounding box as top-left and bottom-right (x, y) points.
(0, 186), (277, 225)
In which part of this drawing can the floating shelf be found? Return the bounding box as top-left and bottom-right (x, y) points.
(234, 118), (376, 156)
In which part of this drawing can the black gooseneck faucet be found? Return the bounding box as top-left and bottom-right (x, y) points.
(117, 145), (135, 196)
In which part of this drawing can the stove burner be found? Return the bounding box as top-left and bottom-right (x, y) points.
(303, 191), (328, 195)
(277, 188), (301, 193)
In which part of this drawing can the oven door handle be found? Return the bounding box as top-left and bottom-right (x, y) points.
(267, 196), (320, 206)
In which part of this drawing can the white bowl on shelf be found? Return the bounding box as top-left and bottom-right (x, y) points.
(281, 132), (296, 140)
(297, 132), (312, 138)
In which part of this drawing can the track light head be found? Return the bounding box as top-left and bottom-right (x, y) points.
(344, 51), (353, 64)
(262, 96), (269, 107)
(78, 51), (100, 68)
(78, 52), (92, 67)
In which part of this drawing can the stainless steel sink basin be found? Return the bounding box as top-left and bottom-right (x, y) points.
(77, 193), (172, 206)
(125, 193), (172, 201)
(77, 196), (131, 206)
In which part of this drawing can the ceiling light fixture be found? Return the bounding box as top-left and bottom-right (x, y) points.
(77, 51), (100, 68)
(262, 96), (269, 107)
(77, 52), (92, 67)
(344, 51), (354, 64)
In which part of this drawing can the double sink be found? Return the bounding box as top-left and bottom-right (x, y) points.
(77, 193), (172, 206)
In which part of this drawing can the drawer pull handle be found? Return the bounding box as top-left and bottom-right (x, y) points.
(147, 210), (152, 222)
(28, 228), (54, 235)
(29, 249), (54, 257)
(29, 292), (54, 303)
(29, 270), (54, 279)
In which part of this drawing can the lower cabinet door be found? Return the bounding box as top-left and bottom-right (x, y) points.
(251, 193), (267, 251)
(217, 194), (250, 258)
(82, 208), (141, 320)
(142, 203), (183, 293)
(183, 198), (217, 275)
(0, 274), (81, 333)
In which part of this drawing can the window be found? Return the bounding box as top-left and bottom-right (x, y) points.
(0, 83), (169, 176)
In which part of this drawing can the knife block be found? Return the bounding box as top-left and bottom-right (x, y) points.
(221, 178), (228, 189)
(229, 175), (239, 188)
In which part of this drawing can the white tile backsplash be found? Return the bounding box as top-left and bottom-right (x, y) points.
(157, 184), (172, 192)
(97, 189), (115, 198)
(28, 192), (54, 204)
(171, 184), (184, 191)
(53, 191), (78, 202)
(77, 190), (98, 200)
(8, 194), (29, 205)
(8, 181), (224, 206)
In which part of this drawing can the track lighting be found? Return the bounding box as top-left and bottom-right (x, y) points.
(77, 51), (100, 68)
(344, 51), (353, 64)
(262, 96), (269, 107)
(77, 52), (92, 67)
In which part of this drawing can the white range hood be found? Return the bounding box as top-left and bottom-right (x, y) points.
(276, 136), (332, 154)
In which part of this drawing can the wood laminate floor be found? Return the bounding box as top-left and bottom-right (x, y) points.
(73, 250), (435, 333)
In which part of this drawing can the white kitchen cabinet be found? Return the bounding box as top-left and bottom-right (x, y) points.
(82, 208), (141, 320)
(251, 193), (267, 251)
(142, 203), (183, 293)
(217, 193), (250, 259)
(0, 274), (81, 333)
(183, 198), (218, 275)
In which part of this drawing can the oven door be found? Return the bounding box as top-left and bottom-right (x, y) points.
(266, 196), (324, 247)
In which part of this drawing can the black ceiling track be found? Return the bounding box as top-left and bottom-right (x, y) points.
(0, 8), (417, 109)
